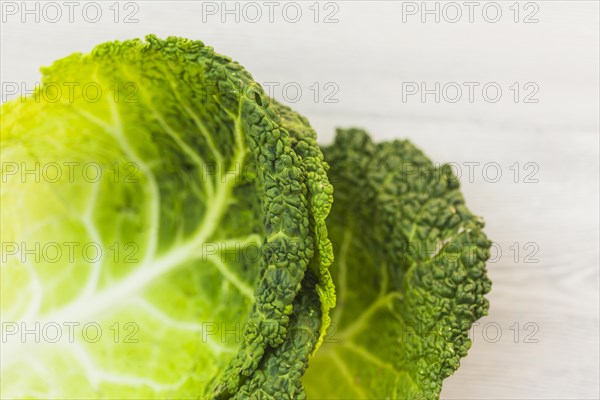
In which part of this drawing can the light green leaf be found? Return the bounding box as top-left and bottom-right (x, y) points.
(0, 36), (333, 399)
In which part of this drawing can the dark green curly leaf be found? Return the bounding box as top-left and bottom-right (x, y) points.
(302, 128), (492, 399)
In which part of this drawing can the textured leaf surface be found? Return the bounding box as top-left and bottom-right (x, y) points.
(0, 35), (491, 400)
(0, 36), (333, 399)
(302, 129), (492, 399)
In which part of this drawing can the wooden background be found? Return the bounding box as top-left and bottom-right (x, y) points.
(2, 1), (599, 398)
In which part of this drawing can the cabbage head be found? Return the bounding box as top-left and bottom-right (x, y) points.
(0, 36), (490, 400)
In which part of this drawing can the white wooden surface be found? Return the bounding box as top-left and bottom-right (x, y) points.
(2, 1), (599, 398)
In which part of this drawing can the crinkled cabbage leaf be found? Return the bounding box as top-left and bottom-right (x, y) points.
(0, 36), (490, 400)
(303, 129), (491, 399)
(0, 35), (333, 399)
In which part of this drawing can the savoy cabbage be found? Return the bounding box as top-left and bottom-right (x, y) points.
(0, 36), (491, 399)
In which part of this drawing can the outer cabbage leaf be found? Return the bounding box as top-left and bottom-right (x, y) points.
(0, 36), (333, 399)
(232, 270), (322, 400)
(212, 93), (334, 400)
(218, 103), (335, 400)
(302, 129), (492, 399)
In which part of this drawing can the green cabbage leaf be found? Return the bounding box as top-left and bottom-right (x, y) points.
(0, 35), (333, 399)
(0, 36), (490, 400)
(303, 129), (492, 399)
